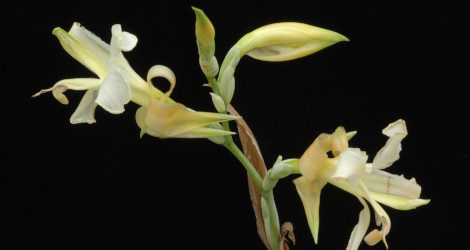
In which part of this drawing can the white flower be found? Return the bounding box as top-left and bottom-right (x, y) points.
(33, 23), (162, 124)
(293, 120), (430, 249)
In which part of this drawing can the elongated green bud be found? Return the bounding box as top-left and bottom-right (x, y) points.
(192, 7), (219, 77)
(236, 22), (349, 62)
(217, 45), (240, 104)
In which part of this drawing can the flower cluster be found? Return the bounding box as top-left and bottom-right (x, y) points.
(33, 22), (239, 138)
(33, 7), (429, 250)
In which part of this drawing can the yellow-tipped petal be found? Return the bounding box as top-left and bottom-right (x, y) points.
(236, 22), (349, 62)
(370, 192), (430, 210)
(54, 25), (107, 78)
(332, 126), (348, 156)
(136, 99), (240, 139)
(293, 176), (326, 244)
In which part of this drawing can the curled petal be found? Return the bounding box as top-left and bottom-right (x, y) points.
(372, 120), (408, 170)
(32, 78), (101, 104)
(359, 181), (391, 248)
(147, 65), (176, 99)
(110, 24), (137, 63)
(382, 119), (407, 137)
(293, 176), (326, 244)
(298, 133), (333, 181)
(332, 126), (348, 156)
(331, 148), (368, 187)
(364, 219), (389, 248)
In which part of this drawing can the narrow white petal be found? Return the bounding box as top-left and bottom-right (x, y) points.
(32, 78), (101, 105)
(346, 197), (370, 250)
(95, 68), (131, 114)
(358, 181), (391, 248)
(331, 148), (368, 187)
(372, 119), (408, 170)
(372, 133), (406, 170)
(68, 22), (112, 73)
(70, 89), (99, 124)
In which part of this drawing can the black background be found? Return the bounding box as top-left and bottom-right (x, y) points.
(3, 0), (469, 249)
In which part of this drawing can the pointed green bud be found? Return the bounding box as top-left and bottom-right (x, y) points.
(217, 45), (240, 104)
(192, 6), (216, 58)
(235, 22), (349, 62)
(262, 156), (295, 191)
(192, 7), (219, 77)
(199, 56), (219, 77)
(209, 92), (226, 113)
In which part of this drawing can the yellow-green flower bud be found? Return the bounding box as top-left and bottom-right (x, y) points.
(192, 7), (216, 59)
(192, 7), (219, 77)
(236, 22), (349, 62)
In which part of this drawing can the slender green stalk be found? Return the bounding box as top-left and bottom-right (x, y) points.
(264, 191), (280, 249)
(222, 130), (281, 249)
(206, 76), (219, 96)
(223, 138), (264, 193)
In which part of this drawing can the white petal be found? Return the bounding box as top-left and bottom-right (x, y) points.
(95, 68), (131, 114)
(372, 133), (406, 170)
(331, 148), (368, 187)
(382, 119), (407, 138)
(346, 197), (370, 250)
(33, 78), (102, 105)
(70, 89), (99, 124)
(69, 22), (112, 73)
(361, 170), (422, 199)
(372, 119), (408, 170)
(358, 181), (391, 248)
(370, 192), (430, 210)
(121, 31), (138, 51)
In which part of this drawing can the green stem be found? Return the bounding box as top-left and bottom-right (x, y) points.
(264, 191), (280, 249)
(206, 76), (219, 96)
(222, 131), (281, 249)
(223, 138), (264, 193)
